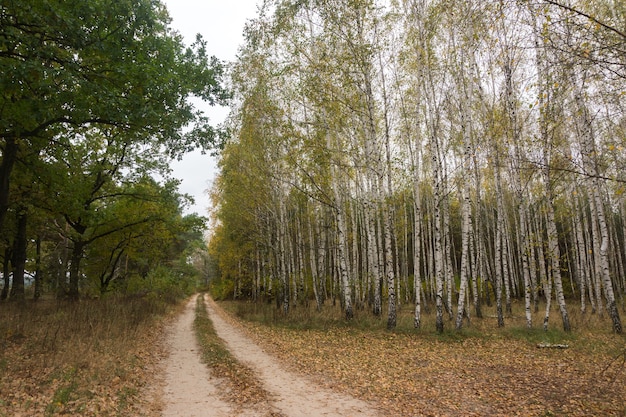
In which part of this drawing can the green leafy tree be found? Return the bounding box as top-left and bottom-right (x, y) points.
(0, 0), (228, 241)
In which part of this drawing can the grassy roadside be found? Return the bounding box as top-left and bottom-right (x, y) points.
(192, 293), (278, 413)
(220, 299), (626, 417)
(0, 295), (174, 417)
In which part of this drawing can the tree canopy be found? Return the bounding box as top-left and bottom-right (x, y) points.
(210, 0), (626, 333)
(0, 0), (227, 300)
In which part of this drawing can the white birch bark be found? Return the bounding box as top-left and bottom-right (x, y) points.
(572, 196), (588, 314)
(538, 211), (553, 330)
(451, 6), (475, 330)
(533, 12), (569, 331)
(574, 76), (622, 333)
(494, 150), (506, 328)
(410, 136), (423, 327)
(413, 181), (422, 328)
(278, 198), (289, 314)
(328, 131), (354, 320)
(402, 198), (410, 304)
(543, 177), (572, 331)
(308, 206), (322, 311)
(588, 194), (604, 314)
(501, 214), (512, 316)
(365, 197), (382, 315)
(443, 192), (454, 320)
(317, 216), (327, 304)
(350, 198), (361, 308)
(433, 143), (445, 333)
(378, 42), (398, 329)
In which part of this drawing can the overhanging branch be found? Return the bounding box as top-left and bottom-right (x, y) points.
(542, 0), (626, 40)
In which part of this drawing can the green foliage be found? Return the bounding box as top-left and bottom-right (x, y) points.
(124, 265), (196, 304)
(0, 0), (225, 300)
(209, 273), (236, 301)
(0, 0), (227, 150)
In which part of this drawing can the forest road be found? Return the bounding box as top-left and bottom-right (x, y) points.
(161, 296), (236, 417)
(160, 293), (379, 417)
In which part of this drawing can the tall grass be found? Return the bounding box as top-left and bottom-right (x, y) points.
(0, 294), (174, 417)
(220, 297), (623, 350)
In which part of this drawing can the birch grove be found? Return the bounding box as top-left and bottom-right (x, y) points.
(209, 0), (626, 333)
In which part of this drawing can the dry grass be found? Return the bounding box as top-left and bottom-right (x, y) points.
(193, 294), (278, 414)
(3, 292), (622, 416)
(221, 298), (626, 416)
(0, 295), (174, 417)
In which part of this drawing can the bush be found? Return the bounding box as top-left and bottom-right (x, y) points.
(124, 266), (196, 303)
(209, 277), (235, 301)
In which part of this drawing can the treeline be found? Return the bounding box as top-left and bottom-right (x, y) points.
(0, 0), (226, 301)
(209, 0), (626, 333)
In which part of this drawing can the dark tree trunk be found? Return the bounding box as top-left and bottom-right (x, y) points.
(9, 208), (27, 302)
(33, 236), (42, 301)
(0, 138), (18, 239)
(1, 247), (11, 300)
(99, 248), (125, 294)
(68, 240), (85, 301)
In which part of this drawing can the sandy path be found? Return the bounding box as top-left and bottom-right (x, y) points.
(204, 294), (379, 417)
(161, 297), (235, 417)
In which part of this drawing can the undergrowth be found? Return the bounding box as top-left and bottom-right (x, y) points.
(221, 298), (624, 353)
(0, 294), (176, 416)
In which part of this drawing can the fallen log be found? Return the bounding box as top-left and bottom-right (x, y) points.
(536, 343), (569, 349)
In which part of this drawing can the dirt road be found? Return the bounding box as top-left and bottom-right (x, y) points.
(160, 294), (378, 417)
(161, 297), (235, 417)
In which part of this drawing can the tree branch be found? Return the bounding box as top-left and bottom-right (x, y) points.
(542, 0), (626, 40)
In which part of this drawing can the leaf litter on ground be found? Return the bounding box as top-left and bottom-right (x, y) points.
(218, 301), (626, 417)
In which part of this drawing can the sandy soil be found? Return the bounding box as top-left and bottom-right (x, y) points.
(203, 294), (379, 417)
(159, 294), (379, 417)
(161, 297), (235, 417)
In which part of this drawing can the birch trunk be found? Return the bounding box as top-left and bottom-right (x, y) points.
(433, 149), (445, 333)
(350, 199), (360, 308)
(366, 198), (382, 315)
(278, 199), (289, 314)
(328, 132), (353, 320)
(494, 153), (505, 327)
(378, 45), (397, 329)
(572, 197), (588, 314)
(539, 211), (553, 330)
(414, 185), (422, 328)
(384, 201), (396, 329)
(574, 77), (622, 333)
(307, 208), (321, 310)
(453, 12), (475, 330)
(443, 192), (454, 320)
(534, 15), (569, 330)
(544, 180), (571, 331)
(502, 215), (512, 316)
(456, 176), (472, 330)
(412, 151), (423, 328)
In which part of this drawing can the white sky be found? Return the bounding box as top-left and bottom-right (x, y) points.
(163, 0), (260, 217)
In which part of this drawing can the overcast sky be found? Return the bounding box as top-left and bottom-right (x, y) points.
(163, 0), (260, 217)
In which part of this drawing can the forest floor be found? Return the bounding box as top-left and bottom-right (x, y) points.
(156, 295), (626, 416)
(213, 299), (626, 417)
(2, 295), (625, 416)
